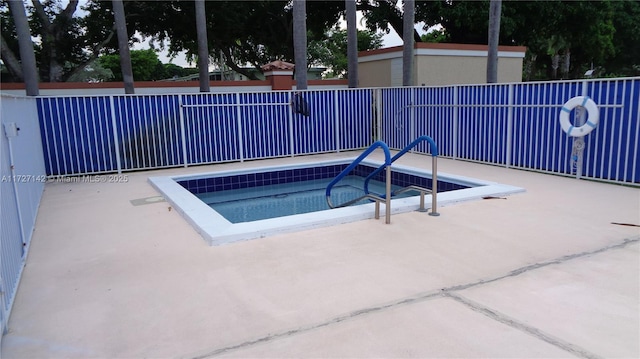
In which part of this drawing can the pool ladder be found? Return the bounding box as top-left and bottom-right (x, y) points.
(325, 136), (439, 224)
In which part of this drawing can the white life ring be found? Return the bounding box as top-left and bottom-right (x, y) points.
(559, 96), (599, 137)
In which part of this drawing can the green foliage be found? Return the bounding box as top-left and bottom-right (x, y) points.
(607, 0), (640, 77)
(1, 0), (93, 82)
(412, 0), (636, 80)
(308, 27), (383, 79)
(98, 49), (166, 81)
(163, 63), (198, 79)
(83, 0), (343, 79)
(4, 0), (638, 83)
(421, 29), (449, 43)
(66, 60), (114, 83)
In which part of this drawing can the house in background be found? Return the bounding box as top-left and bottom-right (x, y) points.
(164, 65), (326, 82)
(358, 43), (527, 87)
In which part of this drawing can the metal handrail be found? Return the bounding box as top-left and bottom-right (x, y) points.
(325, 141), (392, 223)
(364, 136), (440, 216)
(391, 185), (432, 213)
(327, 193), (387, 221)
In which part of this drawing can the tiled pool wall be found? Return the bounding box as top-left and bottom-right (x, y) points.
(178, 164), (470, 195)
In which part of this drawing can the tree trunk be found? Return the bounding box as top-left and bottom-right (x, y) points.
(32, 0), (78, 82)
(402, 0), (414, 86)
(0, 33), (24, 81)
(112, 0), (134, 94)
(346, 0), (358, 88)
(562, 48), (571, 79)
(293, 0), (308, 90)
(486, 0), (502, 83)
(551, 53), (559, 79)
(7, 0), (39, 95)
(195, 0), (210, 92)
(218, 48), (258, 80)
(523, 53), (537, 81)
(358, 1), (422, 44)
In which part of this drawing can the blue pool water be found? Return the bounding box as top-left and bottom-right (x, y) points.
(149, 159), (525, 245)
(196, 176), (403, 223)
(178, 162), (469, 224)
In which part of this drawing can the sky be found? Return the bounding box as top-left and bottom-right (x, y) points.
(61, 0), (422, 68)
(140, 10), (423, 68)
(55, 0), (422, 68)
(146, 30), (407, 68)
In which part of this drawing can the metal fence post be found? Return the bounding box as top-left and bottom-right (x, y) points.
(505, 83), (514, 168)
(375, 88), (382, 141)
(288, 91), (295, 157)
(452, 85), (459, 160)
(235, 93), (245, 162)
(334, 90), (341, 152)
(178, 95), (188, 167)
(410, 87), (416, 146)
(108, 96), (123, 173)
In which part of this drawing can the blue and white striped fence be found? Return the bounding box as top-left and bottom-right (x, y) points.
(35, 78), (639, 184)
(37, 89), (374, 175)
(381, 78), (639, 184)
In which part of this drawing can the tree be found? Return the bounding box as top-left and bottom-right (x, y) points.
(81, 1), (343, 81)
(486, 0), (501, 83)
(30, 0), (79, 82)
(112, 0), (134, 93)
(0, 33), (23, 81)
(606, 0), (640, 77)
(359, 0), (422, 44)
(308, 27), (383, 78)
(66, 60), (113, 82)
(345, 0), (358, 88)
(162, 63), (198, 79)
(4, 0), (635, 84)
(98, 49), (165, 81)
(402, 0), (414, 86)
(1, 0), (116, 83)
(421, 28), (448, 43)
(293, 0), (308, 90)
(413, 0), (621, 80)
(6, 0), (38, 95)
(195, 0), (209, 92)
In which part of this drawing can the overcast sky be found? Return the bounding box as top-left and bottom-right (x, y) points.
(142, 11), (420, 68)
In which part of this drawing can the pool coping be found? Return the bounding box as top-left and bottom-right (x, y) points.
(148, 158), (525, 246)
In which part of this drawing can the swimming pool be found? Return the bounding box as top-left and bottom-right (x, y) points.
(196, 176), (397, 223)
(148, 158), (524, 246)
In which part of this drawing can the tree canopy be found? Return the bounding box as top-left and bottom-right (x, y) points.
(81, 0), (345, 80)
(2, 0), (638, 83)
(1, 0), (118, 82)
(98, 49), (165, 81)
(411, 0), (638, 79)
(308, 27), (383, 79)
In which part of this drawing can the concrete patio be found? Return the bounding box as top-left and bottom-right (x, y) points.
(2, 152), (639, 358)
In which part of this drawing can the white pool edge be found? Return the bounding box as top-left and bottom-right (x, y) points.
(148, 158), (525, 246)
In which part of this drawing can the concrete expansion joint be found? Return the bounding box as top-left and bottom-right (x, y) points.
(443, 292), (603, 359)
(445, 235), (640, 292)
(189, 236), (637, 358)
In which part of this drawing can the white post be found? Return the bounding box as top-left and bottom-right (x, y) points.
(334, 90), (340, 152)
(505, 83), (514, 168)
(178, 95), (188, 167)
(235, 93), (245, 162)
(109, 96), (123, 173)
(452, 86), (459, 160)
(385, 165), (392, 224)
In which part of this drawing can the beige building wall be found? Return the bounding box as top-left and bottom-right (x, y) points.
(358, 43), (527, 88)
(359, 60), (393, 88)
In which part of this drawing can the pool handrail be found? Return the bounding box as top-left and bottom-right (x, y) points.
(364, 136), (440, 216)
(325, 140), (392, 223)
